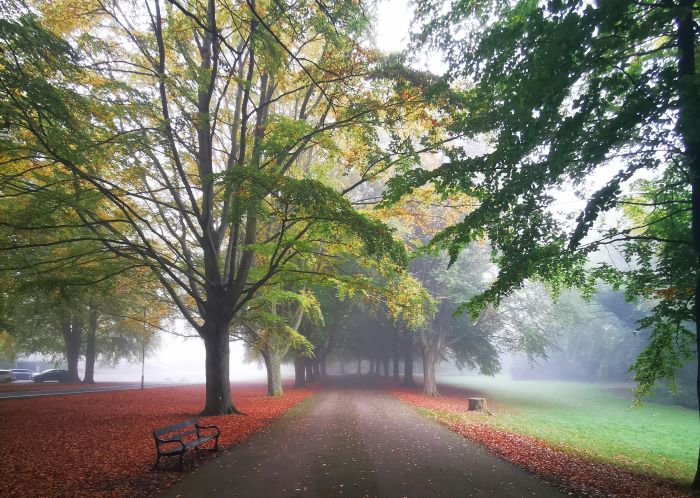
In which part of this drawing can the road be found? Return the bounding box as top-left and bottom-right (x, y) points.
(0, 382), (180, 400)
(160, 379), (569, 498)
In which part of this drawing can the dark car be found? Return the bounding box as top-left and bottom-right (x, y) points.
(32, 369), (72, 383)
(10, 369), (34, 380)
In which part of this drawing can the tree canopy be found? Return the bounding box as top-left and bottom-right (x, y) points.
(386, 0), (699, 486)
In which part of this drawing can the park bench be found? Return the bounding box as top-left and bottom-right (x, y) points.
(152, 418), (220, 469)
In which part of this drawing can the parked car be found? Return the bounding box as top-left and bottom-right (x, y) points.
(10, 369), (34, 381)
(32, 369), (72, 383)
(0, 370), (16, 383)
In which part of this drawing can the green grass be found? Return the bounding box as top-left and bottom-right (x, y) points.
(437, 376), (699, 483)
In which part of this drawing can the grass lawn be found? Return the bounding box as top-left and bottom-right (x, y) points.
(438, 376), (699, 483)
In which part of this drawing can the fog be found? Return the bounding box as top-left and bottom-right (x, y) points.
(92, 335), (270, 384)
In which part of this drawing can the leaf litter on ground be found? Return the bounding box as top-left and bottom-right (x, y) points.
(0, 382), (315, 497)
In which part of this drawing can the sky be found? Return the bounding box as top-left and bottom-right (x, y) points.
(375, 0), (412, 53)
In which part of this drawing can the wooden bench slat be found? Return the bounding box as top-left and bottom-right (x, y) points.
(183, 436), (215, 449)
(156, 429), (198, 441)
(153, 418), (199, 437)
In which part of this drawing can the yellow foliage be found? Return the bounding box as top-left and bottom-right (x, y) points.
(38, 0), (104, 36)
(373, 184), (475, 248)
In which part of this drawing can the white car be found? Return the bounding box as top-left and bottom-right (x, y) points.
(10, 369), (34, 381)
(0, 370), (16, 383)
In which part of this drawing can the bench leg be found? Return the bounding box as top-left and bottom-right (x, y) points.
(153, 454), (161, 470)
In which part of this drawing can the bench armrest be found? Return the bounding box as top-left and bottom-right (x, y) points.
(196, 423), (220, 438)
(154, 436), (186, 452)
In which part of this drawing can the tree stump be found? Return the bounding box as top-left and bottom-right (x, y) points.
(468, 398), (488, 412)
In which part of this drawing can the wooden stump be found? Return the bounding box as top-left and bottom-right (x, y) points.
(468, 397), (487, 412)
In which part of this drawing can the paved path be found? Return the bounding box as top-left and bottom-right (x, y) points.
(160, 381), (568, 498)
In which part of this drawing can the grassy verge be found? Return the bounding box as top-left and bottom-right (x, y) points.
(434, 377), (699, 483)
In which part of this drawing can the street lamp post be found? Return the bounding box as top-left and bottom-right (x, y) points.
(141, 309), (146, 390)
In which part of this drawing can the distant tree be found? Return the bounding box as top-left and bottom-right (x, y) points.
(2, 265), (170, 383)
(411, 248), (556, 396)
(235, 285), (316, 396)
(330, 301), (394, 376)
(510, 288), (647, 382)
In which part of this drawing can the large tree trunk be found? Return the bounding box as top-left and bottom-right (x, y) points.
(202, 320), (238, 415)
(382, 358), (389, 377)
(419, 303), (449, 397)
(320, 357), (327, 378)
(312, 359), (321, 380)
(676, 1), (700, 488)
(262, 352), (272, 394)
(421, 345), (440, 397)
(261, 330), (284, 396)
(294, 356), (306, 387)
(356, 357), (362, 374)
(265, 351), (283, 396)
(61, 312), (82, 383)
(83, 308), (97, 384)
(402, 332), (415, 386)
(392, 328), (400, 383)
(340, 362), (345, 374)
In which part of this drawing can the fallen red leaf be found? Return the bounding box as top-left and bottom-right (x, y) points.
(0, 382), (316, 497)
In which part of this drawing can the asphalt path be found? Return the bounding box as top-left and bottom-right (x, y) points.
(160, 379), (569, 498)
(0, 382), (180, 399)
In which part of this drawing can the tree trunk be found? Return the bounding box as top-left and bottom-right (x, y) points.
(402, 332), (415, 386)
(294, 356), (306, 387)
(676, 2), (700, 488)
(61, 313), (82, 383)
(202, 321), (238, 415)
(319, 357), (327, 378)
(356, 357), (362, 375)
(312, 359), (321, 380)
(382, 358), (389, 377)
(83, 308), (97, 384)
(261, 331), (284, 396)
(262, 352), (272, 394)
(266, 352), (283, 396)
(340, 362), (345, 374)
(392, 328), (400, 383)
(305, 359), (315, 383)
(369, 358), (375, 375)
(422, 346), (440, 397)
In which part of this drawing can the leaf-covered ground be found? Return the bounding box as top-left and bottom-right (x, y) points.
(391, 384), (695, 498)
(0, 383), (315, 497)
